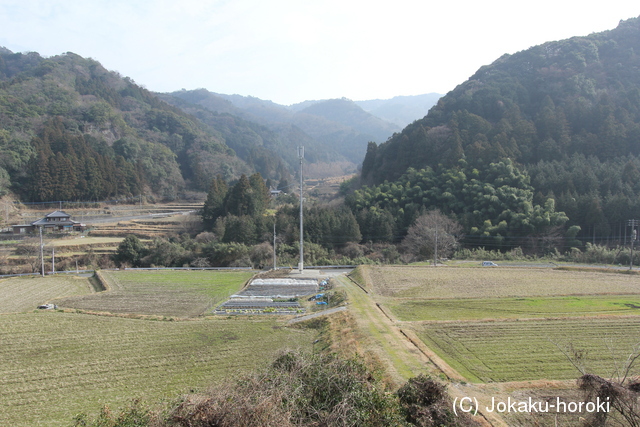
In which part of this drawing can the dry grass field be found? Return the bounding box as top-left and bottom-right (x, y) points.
(365, 265), (640, 299)
(0, 312), (315, 427)
(55, 269), (254, 317)
(387, 295), (640, 321)
(0, 275), (93, 313)
(0, 270), (317, 427)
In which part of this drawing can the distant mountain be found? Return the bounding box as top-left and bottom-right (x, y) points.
(291, 98), (400, 164)
(168, 90), (402, 167)
(158, 91), (333, 177)
(355, 93), (442, 128)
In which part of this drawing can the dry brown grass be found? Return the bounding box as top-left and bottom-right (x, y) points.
(0, 275), (92, 313)
(364, 265), (640, 299)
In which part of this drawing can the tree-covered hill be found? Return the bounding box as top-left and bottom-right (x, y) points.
(159, 90), (342, 176)
(356, 16), (640, 248)
(167, 89), (401, 167)
(0, 49), (253, 201)
(292, 98), (400, 164)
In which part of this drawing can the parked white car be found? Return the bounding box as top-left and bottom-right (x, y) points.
(482, 261), (498, 267)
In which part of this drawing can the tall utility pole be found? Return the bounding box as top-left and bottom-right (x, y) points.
(273, 220), (277, 270)
(629, 219), (639, 270)
(39, 226), (45, 277)
(298, 146), (304, 273)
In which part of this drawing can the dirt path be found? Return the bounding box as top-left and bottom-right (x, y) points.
(287, 306), (347, 324)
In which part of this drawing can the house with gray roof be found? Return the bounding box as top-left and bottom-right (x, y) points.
(12, 211), (86, 234)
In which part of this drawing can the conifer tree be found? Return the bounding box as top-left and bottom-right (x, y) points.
(202, 175), (228, 227)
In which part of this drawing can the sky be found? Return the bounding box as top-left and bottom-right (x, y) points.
(0, 1), (638, 105)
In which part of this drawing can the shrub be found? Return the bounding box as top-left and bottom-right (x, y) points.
(396, 375), (479, 427)
(166, 351), (406, 427)
(72, 399), (152, 427)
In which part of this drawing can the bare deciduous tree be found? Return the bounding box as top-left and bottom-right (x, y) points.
(14, 238), (43, 273)
(401, 210), (462, 262)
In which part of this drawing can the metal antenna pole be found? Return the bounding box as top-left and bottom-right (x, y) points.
(298, 146), (304, 273)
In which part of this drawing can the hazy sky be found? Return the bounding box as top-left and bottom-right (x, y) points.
(0, 1), (638, 105)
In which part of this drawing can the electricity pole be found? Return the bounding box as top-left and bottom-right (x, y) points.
(39, 226), (45, 277)
(298, 146), (304, 273)
(273, 219), (277, 270)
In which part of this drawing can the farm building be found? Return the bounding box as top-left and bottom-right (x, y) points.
(12, 210), (86, 234)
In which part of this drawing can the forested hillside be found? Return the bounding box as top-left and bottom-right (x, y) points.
(355, 16), (640, 249)
(0, 49), (266, 202)
(159, 90), (340, 177)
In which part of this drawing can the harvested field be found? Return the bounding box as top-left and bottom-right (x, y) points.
(365, 265), (640, 299)
(0, 311), (315, 427)
(56, 269), (254, 317)
(415, 317), (640, 382)
(0, 275), (92, 313)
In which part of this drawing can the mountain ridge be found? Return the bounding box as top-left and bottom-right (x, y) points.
(165, 90), (439, 167)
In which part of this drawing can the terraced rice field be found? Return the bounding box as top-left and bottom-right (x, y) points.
(355, 265), (640, 383)
(56, 269), (254, 317)
(0, 311), (315, 427)
(415, 317), (640, 382)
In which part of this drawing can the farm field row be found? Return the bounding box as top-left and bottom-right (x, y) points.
(386, 294), (640, 321)
(56, 269), (255, 317)
(414, 317), (640, 383)
(0, 311), (315, 427)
